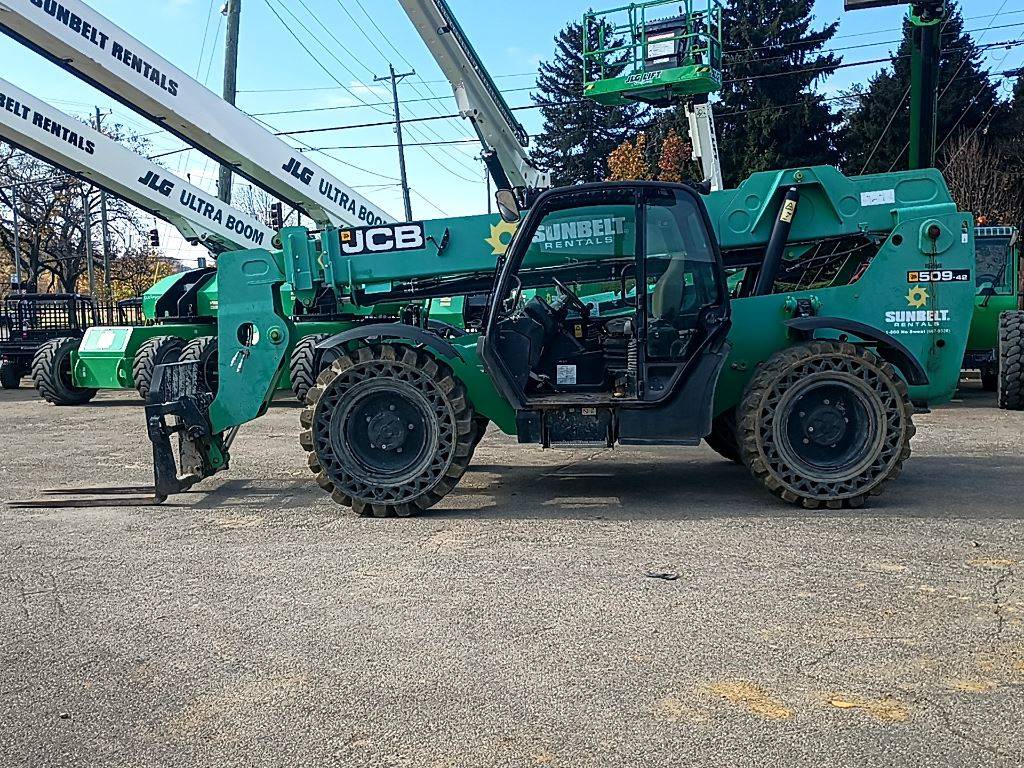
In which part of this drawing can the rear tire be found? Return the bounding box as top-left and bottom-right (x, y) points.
(31, 337), (98, 406)
(180, 336), (219, 397)
(738, 340), (915, 510)
(300, 344), (476, 518)
(998, 311), (1024, 410)
(132, 335), (186, 400)
(705, 409), (741, 464)
(290, 333), (329, 403)
(0, 360), (24, 389)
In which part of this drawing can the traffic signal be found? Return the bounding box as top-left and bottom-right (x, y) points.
(270, 202), (284, 230)
(148, 228), (160, 248)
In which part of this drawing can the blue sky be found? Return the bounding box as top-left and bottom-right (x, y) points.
(2, 0), (1022, 265)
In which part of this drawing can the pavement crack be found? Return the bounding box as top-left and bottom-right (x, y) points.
(989, 567), (1012, 652)
(922, 695), (1004, 759)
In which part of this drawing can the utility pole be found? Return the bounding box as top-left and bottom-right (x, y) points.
(218, 0), (242, 204)
(95, 107), (113, 305)
(10, 184), (23, 291)
(81, 187), (96, 296)
(375, 64), (415, 221)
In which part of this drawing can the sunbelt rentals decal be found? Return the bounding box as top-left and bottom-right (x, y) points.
(884, 285), (953, 336)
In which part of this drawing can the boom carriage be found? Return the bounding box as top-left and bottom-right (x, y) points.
(134, 165), (974, 513)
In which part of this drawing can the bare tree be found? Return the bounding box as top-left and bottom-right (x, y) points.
(940, 131), (1024, 227)
(1, 119), (155, 297)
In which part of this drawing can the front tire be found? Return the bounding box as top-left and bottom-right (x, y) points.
(300, 344), (476, 517)
(738, 341), (915, 509)
(31, 337), (98, 406)
(998, 312), (1024, 410)
(132, 335), (186, 400)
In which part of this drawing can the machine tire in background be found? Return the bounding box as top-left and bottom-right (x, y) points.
(179, 336), (219, 397)
(132, 335), (186, 400)
(301, 344), (476, 518)
(704, 408), (741, 464)
(980, 366), (999, 393)
(290, 333), (329, 403)
(0, 360), (24, 390)
(31, 337), (98, 406)
(738, 340), (915, 510)
(998, 311), (1024, 410)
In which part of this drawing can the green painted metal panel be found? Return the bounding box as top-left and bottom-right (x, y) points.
(75, 324), (213, 389)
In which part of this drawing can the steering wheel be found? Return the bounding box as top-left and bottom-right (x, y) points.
(552, 277), (590, 316)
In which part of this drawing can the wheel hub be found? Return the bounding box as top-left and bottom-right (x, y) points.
(332, 378), (439, 484)
(802, 401), (848, 447)
(366, 409), (411, 452)
(777, 377), (881, 479)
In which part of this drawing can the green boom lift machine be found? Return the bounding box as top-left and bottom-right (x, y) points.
(21, 0), (977, 515)
(848, 0), (1024, 407)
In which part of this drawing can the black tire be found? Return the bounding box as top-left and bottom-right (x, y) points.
(300, 344), (476, 518)
(998, 311), (1024, 410)
(31, 337), (98, 406)
(180, 336), (219, 397)
(290, 333), (329, 403)
(132, 335), (186, 400)
(0, 360), (23, 390)
(705, 408), (741, 464)
(738, 340), (915, 510)
(980, 365), (998, 393)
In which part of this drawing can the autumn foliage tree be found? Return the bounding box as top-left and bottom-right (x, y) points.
(607, 134), (652, 181)
(657, 129), (690, 183)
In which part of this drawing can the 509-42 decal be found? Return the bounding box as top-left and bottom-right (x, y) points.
(906, 270), (972, 284)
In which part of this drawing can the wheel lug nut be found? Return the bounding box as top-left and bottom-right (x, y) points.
(389, 405), (396, 411)
(408, 424), (415, 430)
(366, 416), (371, 423)
(397, 448), (403, 453)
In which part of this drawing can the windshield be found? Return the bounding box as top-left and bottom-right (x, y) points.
(976, 237), (1014, 293)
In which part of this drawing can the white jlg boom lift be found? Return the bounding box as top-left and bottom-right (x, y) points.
(397, 0), (551, 201)
(0, 0), (394, 228)
(0, 76), (274, 253)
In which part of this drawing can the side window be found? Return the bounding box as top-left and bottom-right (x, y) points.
(644, 189), (720, 358)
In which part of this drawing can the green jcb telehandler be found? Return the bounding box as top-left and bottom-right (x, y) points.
(18, 165), (977, 514)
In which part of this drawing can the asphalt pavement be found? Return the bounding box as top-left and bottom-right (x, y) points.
(1, 382), (1022, 767)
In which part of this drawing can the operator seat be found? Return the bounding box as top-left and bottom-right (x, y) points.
(651, 256), (688, 322)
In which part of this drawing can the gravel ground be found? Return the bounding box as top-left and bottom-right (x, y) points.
(1, 381), (1022, 767)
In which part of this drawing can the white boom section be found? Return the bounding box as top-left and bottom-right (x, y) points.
(0, 77), (274, 252)
(397, 0), (550, 192)
(0, 0), (394, 227)
(686, 102), (724, 193)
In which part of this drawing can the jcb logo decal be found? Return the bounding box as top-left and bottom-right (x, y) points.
(339, 222), (425, 256)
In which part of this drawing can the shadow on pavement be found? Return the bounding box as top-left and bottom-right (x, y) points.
(185, 452), (1024, 523)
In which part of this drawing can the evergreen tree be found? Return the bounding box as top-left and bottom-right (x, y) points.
(717, 0), (841, 187)
(841, 6), (1002, 175)
(531, 18), (646, 185)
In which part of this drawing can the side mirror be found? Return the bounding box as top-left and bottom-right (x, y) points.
(495, 189), (521, 224)
(979, 281), (997, 298)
